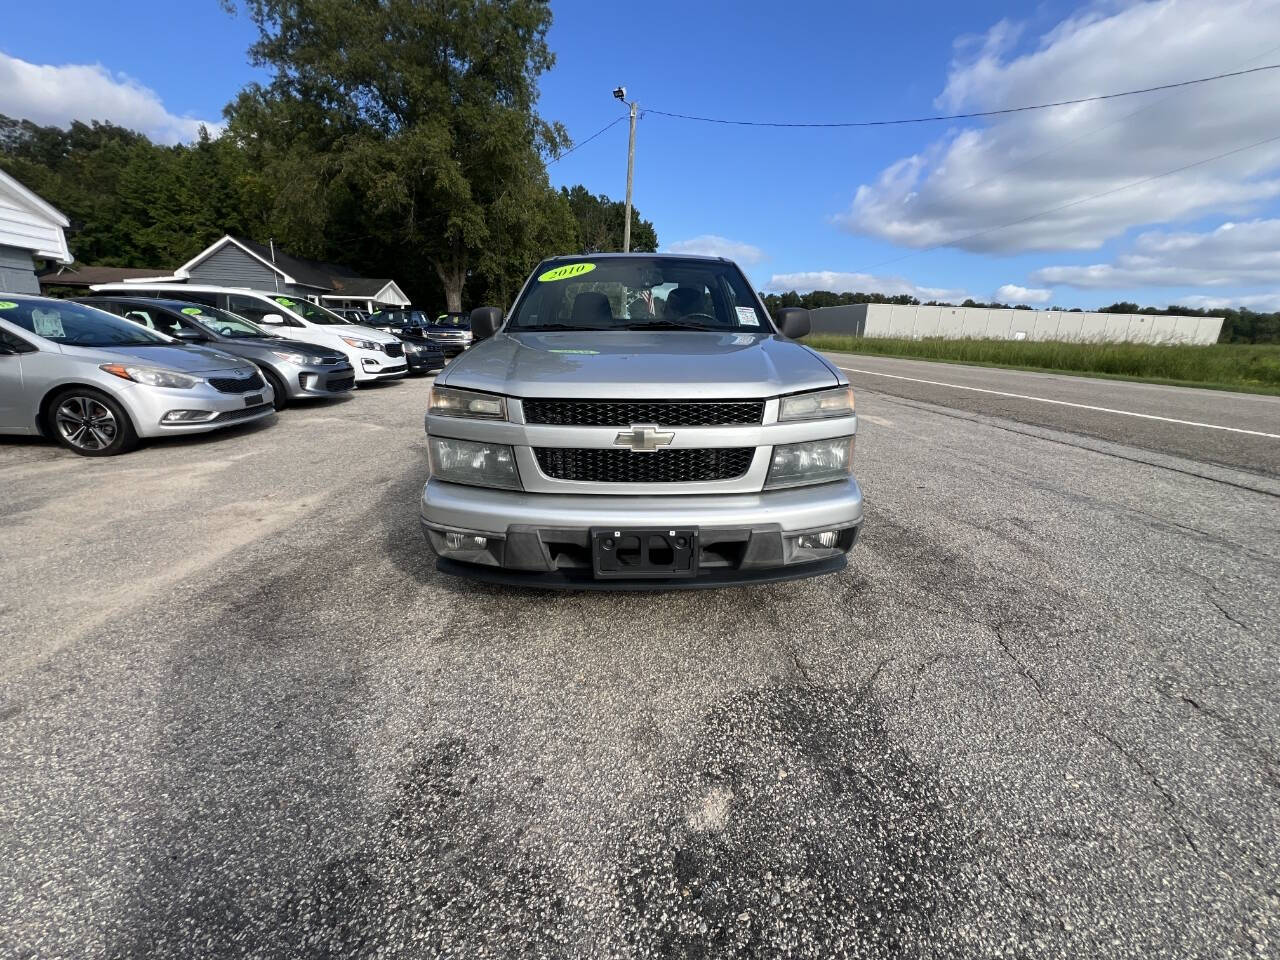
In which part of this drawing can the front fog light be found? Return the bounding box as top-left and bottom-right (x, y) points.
(784, 527), (855, 564)
(162, 409), (217, 423)
(765, 436), (855, 490)
(426, 526), (503, 566)
(428, 437), (521, 490)
(445, 532), (487, 550)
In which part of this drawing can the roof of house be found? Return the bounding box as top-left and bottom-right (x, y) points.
(38, 265), (169, 288)
(228, 236), (357, 291)
(0, 168), (72, 263)
(324, 276), (399, 297)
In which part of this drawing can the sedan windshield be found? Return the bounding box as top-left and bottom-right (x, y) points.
(0, 298), (170, 347)
(269, 296), (350, 325)
(180, 304), (273, 338)
(509, 257), (770, 332)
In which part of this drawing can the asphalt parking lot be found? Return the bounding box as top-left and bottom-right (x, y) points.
(2, 361), (1277, 959)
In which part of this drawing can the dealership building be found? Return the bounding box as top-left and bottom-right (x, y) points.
(808, 303), (1223, 345)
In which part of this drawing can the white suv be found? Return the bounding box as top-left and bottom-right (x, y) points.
(90, 283), (407, 384)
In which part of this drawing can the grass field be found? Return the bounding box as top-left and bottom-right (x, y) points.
(809, 335), (1280, 395)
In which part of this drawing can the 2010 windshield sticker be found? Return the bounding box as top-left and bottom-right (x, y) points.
(537, 263), (596, 283)
(736, 306), (760, 327)
(181, 307), (203, 315)
(274, 297), (296, 307)
(0, 301), (17, 309)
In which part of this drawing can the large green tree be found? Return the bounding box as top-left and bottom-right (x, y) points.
(223, 0), (572, 312)
(560, 185), (658, 253)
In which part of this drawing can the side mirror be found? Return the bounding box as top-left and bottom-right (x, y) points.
(469, 306), (503, 341)
(776, 307), (810, 339)
(259, 313), (285, 325)
(172, 328), (207, 342)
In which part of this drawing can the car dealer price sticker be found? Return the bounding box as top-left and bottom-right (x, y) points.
(181, 307), (203, 315)
(537, 263), (596, 282)
(0, 301), (17, 310)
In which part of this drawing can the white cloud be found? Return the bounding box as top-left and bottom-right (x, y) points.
(765, 270), (969, 302)
(665, 235), (766, 265)
(837, 0), (1280, 253)
(1032, 218), (1280, 288)
(996, 283), (1052, 303)
(0, 53), (222, 144)
(1175, 292), (1280, 311)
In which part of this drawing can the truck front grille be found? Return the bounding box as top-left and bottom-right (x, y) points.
(534, 447), (755, 483)
(523, 399), (764, 427)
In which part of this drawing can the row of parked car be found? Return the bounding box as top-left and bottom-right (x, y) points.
(0, 286), (472, 456)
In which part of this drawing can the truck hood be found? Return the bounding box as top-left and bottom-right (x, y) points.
(439, 331), (840, 399)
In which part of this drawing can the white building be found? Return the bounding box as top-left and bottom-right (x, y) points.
(808, 302), (1223, 346)
(0, 169), (72, 294)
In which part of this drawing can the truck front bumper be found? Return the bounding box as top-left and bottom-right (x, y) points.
(419, 476), (864, 589)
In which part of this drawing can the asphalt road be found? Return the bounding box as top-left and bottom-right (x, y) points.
(1, 360), (1277, 959)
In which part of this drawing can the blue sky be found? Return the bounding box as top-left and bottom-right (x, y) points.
(3, 0), (1280, 310)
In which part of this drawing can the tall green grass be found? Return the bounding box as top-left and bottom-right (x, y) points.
(809, 335), (1280, 394)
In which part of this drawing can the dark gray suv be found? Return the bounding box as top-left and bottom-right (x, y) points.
(77, 297), (356, 409)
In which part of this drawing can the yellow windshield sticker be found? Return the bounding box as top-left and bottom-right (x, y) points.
(537, 263), (596, 283)
(181, 307), (203, 315)
(274, 297), (296, 307)
(0, 301), (17, 309)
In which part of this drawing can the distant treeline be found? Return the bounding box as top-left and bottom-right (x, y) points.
(759, 290), (1279, 344)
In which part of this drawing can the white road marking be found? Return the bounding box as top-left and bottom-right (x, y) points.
(838, 367), (1280, 440)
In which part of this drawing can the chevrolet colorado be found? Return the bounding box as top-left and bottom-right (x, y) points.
(420, 254), (863, 588)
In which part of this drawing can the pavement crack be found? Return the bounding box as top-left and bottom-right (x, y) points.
(992, 624), (1201, 854)
(1205, 592), (1250, 631)
(775, 634), (813, 685)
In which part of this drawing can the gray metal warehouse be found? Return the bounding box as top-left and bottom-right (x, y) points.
(808, 303), (1223, 345)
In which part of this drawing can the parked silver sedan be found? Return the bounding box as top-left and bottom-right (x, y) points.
(0, 295), (275, 456)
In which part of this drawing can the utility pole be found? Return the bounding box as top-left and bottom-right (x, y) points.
(614, 86), (637, 252)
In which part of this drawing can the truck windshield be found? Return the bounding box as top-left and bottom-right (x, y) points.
(508, 258), (770, 332)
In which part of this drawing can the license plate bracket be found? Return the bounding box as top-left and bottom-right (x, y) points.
(591, 527), (699, 579)
(244, 394), (263, 407)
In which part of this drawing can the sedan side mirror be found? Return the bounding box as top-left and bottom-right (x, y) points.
(259, 313), (285, 325)
(469, 306), (503, 342)
(172, 328), (207, 342)
(776, 307), (811, 339)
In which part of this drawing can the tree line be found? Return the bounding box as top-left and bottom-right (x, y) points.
(760, 291), (1279, 343)
(0, 0), (656, 311)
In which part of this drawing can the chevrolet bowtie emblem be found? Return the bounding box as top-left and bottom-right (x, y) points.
(613, 424), (674, 452)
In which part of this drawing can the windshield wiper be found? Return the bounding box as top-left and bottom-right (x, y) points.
(623, 320), (720, 331)
(519, 323), (611, 331)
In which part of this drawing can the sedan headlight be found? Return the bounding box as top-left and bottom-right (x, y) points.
(340, 336), (379, 351)
(428, 437), (521, 490)
(778, 386), (855, 421)
(270, 349), (309, 364)
(100, 363), (201, 389)
(765, 436), (855, 490)
(428, 385), (507, 420)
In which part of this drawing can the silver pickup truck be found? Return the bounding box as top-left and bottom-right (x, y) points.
(419, 253), (863, 588)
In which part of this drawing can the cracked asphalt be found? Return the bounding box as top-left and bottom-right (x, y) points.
(1, 358), (1277, 959)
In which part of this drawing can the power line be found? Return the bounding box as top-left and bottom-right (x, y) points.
(548, 114), (629, 164)
(644, 63), (1280, 129)
(852, 131), (1280, 275)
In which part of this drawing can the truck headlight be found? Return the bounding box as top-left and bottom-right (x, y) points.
(778, 386), (854, 421)
(100, 363), (201, 389)
(765, 436), (855, 490)
(428, 437), (521, 490)
(428, 385), (507, 420)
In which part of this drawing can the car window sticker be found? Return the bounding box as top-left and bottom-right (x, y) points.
(537, 263), (596, 282)
(736, 306), (761, 327)
(32, 309), (66, 338)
